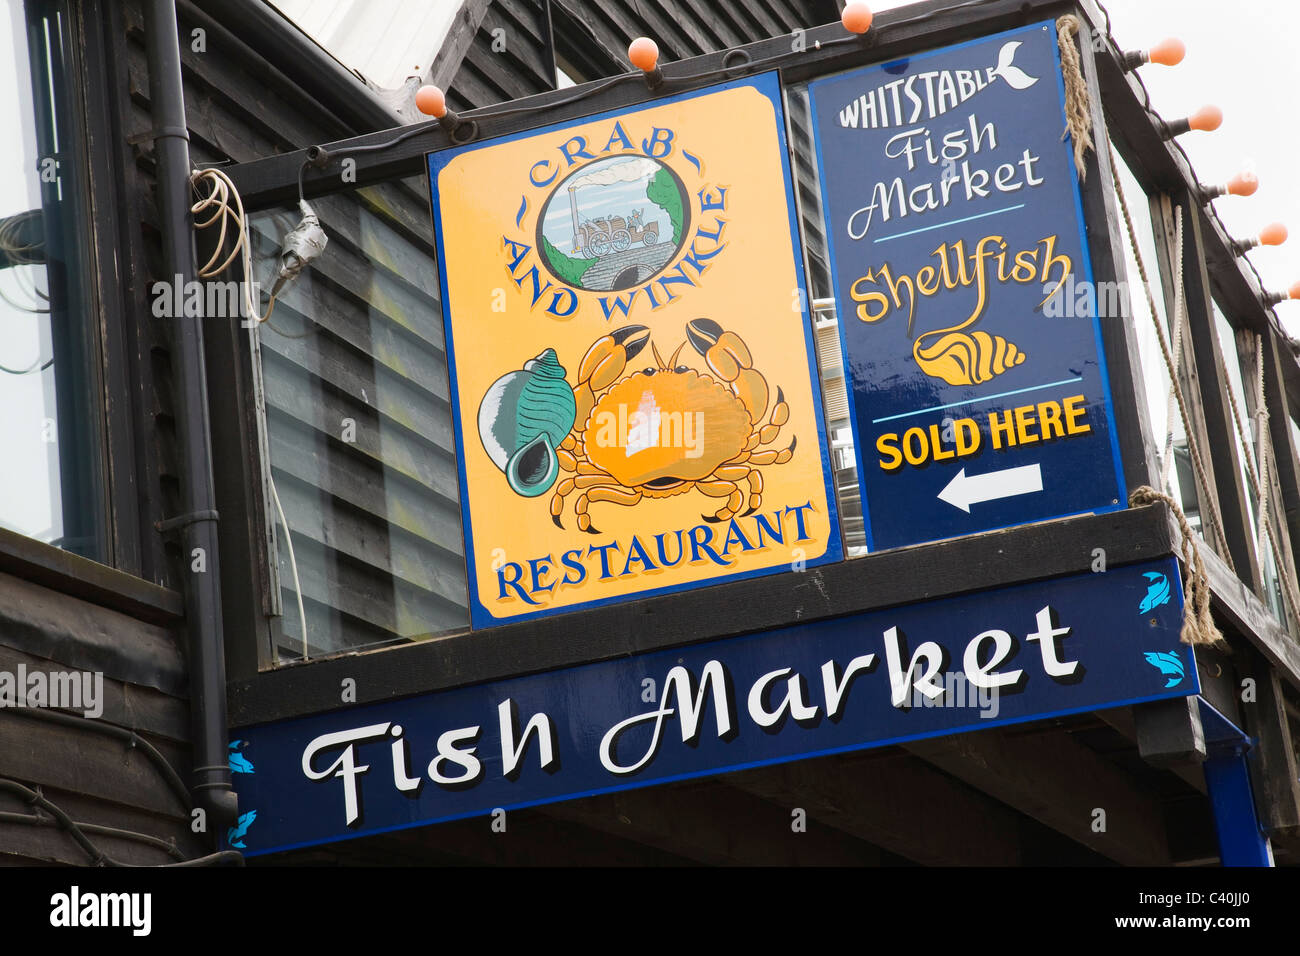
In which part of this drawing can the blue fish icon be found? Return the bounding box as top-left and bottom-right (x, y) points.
(1143, 651), (1185, 688)
(228, 739), (254, 774)
(1139, 572), (1171, 614)
(227, 810), (257, 849)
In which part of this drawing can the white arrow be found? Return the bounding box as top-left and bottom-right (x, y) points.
(938, 463), (1043, 513)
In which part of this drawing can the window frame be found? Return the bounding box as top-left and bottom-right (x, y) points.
(0, 0), (130, 574)
(0, 0), (159, 597)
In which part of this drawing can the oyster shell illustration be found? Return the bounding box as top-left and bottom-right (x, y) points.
(478, 348), (577, 497)
(914, 329), (1025, 386)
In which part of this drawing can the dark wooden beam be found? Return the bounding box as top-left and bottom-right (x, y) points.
(1240, 650), (1300, 838)
(289, 807), (698, 866)
(1197, 641), (1244, 726)
(1198, 527), (1300, 689)
(1134, 696), (1206, 766)
(429, 0), (494, 91)
(1149, 191), (1260, 590)
(1163, 792), (1220, 865)
(1095, 705), (1205, 794)
(0, 527), (182, 626)
(728, 751), (1023, 865)
(222, 0), (1081, 208)
(230, 503), (1178, 726)
(905, 724), (1172, 865)
(1074, 22), (1158, 490)
(542, 778), (881, 865)
(1243, 329), (1300, 631)
(0, 569), (186, 697)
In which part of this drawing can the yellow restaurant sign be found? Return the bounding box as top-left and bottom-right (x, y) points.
(428, 73), (842, 626)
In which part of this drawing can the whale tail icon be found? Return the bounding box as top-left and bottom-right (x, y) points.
(990, 41), (1038, 90)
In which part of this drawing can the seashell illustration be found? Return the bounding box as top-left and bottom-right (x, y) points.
(913, 330), (1025, 386)
(478, 348), (577, 497)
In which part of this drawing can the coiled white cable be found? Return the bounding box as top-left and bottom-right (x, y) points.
(189, 166), (309, 656)
(189, 166), (276, 324)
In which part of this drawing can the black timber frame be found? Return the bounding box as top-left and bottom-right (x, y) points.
(230, 501), (1196, 725)
(215, 0), (1300, 840)
(226, 0), (1103, 206)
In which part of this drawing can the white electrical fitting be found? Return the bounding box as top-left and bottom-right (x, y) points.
(189, 166), (278, 324)
(189, 164), (312, 658)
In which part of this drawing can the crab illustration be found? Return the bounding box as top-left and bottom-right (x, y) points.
(550, 319), (796, 533)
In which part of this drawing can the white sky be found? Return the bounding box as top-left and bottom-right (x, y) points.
(2, 0), (1296, 553)
(269, 0), (464, 88)
(869, 0), (1300, 326)
(0, 1), (58, 542)
(277, 0), (1298, 313)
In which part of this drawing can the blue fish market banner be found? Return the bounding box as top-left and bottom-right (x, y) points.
(807, 22), (1125, 551)
(226, 558), (1195, 856)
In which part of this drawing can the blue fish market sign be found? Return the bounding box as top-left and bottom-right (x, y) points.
(227, 558), (1195, 856)
(807, 23), (1125, 551)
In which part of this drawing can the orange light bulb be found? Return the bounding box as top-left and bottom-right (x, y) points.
(415, 85), (446, 118)
(1227, 171), (1259, 197)
(1290, 280), (1300, 300)
(841, 2), (874, 34)
(1259, 222), (1288, 246)
(628, 37), (659, 72)
(1188, 105), (1222, 132)
(1148, 37), (1185, 66)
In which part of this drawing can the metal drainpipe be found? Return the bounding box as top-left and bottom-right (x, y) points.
(143, 0), (240, 838)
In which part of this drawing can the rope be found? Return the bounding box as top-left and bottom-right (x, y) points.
(1110, 161), (1235, 567)
(1056, 16), (1094, 179)
(1129, 486), (1226, 648)
(1220, 334), (1300, 629)
(1159, 214), (1189, 492)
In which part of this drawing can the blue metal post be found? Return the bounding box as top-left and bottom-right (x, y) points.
(1202, 745), (1273, 866)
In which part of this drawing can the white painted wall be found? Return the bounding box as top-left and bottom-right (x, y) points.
(268, 0), (465, 89)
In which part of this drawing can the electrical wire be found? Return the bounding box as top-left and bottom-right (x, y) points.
(269, 470), (310, 660)
(0, 267), (49, 314)
(265, 314), (317, 338)
(1093, 0), (1277, 309)
(294, 0), (1000, 201)
(0, 809), (187, 862)
(296, 117), (462, 203)
(190, 166), (314, 656)
(0, 267), (54, 373)
(0, 710), (248, 866)
(190, 166), (277, 324)
(0, 213), (46, 274)
(0, 353), (52, 375)
(0, 779), (244, 867)
(12, 706), (192, 811)
(0, 216), (54, 373)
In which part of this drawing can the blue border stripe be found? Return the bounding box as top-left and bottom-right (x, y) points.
(805, 21), (1127, 552)
(871, 376), (1084, 423)
(242, 685), (1195, 858)
(873, 203), (1025, 243)
(233, 556), (1195, 857)
(427, 72), (843, 629)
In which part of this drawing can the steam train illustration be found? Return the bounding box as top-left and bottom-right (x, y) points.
(568, 194), (660, 259)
